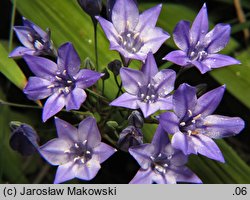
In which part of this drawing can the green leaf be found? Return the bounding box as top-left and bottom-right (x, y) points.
(0, 43), (27, 89)
(0, 90), (28, 183)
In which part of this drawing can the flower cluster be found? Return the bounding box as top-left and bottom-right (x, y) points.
(8, 0), (245, 184)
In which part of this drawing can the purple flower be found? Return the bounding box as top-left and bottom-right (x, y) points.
(163, 3), (240, 74)
(39, 117), (116, 184)
(23, 42), (102, 122)
(96, 0), (169, 62)
(110, 53), (176, 117)
(129, 125), (201, 184)
(9, 17), (55, 58)
(159, 83), (245, 162)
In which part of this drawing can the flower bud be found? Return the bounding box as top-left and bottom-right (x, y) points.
(101, 68), (110, 80)
(77, 0), (102, 18)
(117, 126), (143, 152)
(9, 121), (39, 156)
(128, 111), (144, 128)
(108, 59), (122, 76)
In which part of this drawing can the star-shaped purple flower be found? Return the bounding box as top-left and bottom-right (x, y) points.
(39, 117), (116, 184)
(9, 17), (55, 58)
(110, 53), (176, 117)
(129, 125), (201, 184)
(96, 0), (169, 62)
(159, 83), (245, 162)
(163, 3), (240, 74)
(23, 42), (102, 122)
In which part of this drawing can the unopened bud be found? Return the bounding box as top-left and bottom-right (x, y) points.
(101, 68), (110, 80)
(77, 0), (102, 18)
(128, 111), (144, 128)
(117, 126), (143, 152)
(9, 121), (39, 156)
(108, 59), (122, 76)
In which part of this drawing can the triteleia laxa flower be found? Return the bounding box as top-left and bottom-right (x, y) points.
(23, 42), (102, 122)
(163, 3), (240, 74)
(39, 117), (116, 184)
(96, 0), (169, 63)
(110, 53), (176, 117)
(9, 17), (55, 58)
(129, 125), (202, 184)
(159, 83), (245, 162)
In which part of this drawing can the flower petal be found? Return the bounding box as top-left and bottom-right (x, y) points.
(172, 131), (189, 155)
(57, 43), (81, 76)
(22, 17), (47, 39)
(191, 134), (225, 162)
(75, 157), (101, 181)
(173, 83), (197, 120)
(110, 93), (138, 109)
(39, 138), (71, 166)
(96, 16), (120, 48)
(173, 20), (191, 51)
(201, 54), (240, 70)
(154, 69), (176, 96)
(141, 52), (158, 83)
(93, 142), (116, 163)
(163, 50), (190, 66)
(23, 77), (53, 100)
(205, 23), (231, 53)
(42, 92), (65, 122)
(135, 4), (162, 33)
(129, 144), (155, 169)
(23, 55), (57, 80)
(75, 69), (102, 89)
(9, 47), (35, 57)
(54, 117), (78, 142)
(190, 3), (208, 45)
(54, 161), (75, 184)
(157, 95), (173, 111)
(194, 85), (225, 117)
(13, 26), (34, 49)
(170, 166), (202, 183)
(151, 125), (170, 153)
(78, 117), (101, 148)
(159, 112), (180, 134)
(65, 88), (87, 111)
(111, 0), (139, 33)
(120, 67), (146, 94)
(140, 27), (170, 54)
(192, 60), (211, 74)
(137, 101), (160, 118)
(203, 115), (245, 139)
(129, 168), (153, 184)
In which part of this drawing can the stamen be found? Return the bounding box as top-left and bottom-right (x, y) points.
(74, 143), (79, 148)
(64, 87), (70, 93)
(150, 156), (155, 160)
(55, 76), (62, 81)
(193, 114), (202, 120)
(81, 158), (85, 164)
(180, 122), (186, 126)
(191, 119), (196, 123)
(74, 156), (80, 162)
(163, 163), (169, 167)
(188, 110), (192, 117)
(47, 84), (55, 89)
(86, 151), (91, 155)
(63, 70), (67, 75)
(83, 140), (87, 145)
(127, 33), (131, 38)
(133, 32), (140, 39)
(67, 80), (72, 84)
(187, 130), (192, 136)
(64, 150), (70, 153)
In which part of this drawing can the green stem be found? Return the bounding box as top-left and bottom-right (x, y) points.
(9, 0), (16, 53)
(114, 75), (122, 98)
(93, 19), (99, 72)
(85, 88), (109, 103)
(0, 99), (93, 116)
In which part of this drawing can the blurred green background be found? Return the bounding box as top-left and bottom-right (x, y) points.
(0, 0), (250, 183)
